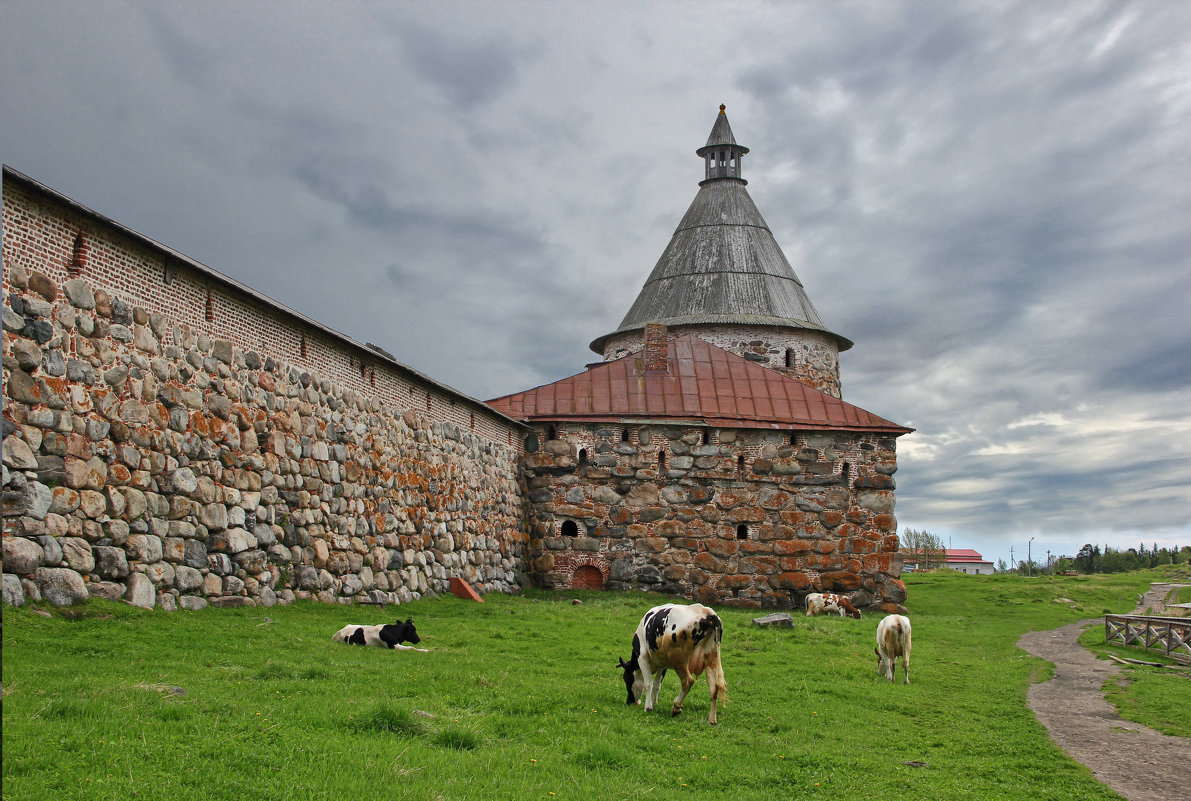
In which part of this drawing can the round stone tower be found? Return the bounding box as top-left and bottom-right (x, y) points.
(589, 105), (852, 398)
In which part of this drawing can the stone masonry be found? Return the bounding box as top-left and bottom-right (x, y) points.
(3, 171), (527, 610)
(522, 422), (906, 612)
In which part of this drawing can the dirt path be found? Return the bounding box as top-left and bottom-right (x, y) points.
(1017, 586), (1191, 801)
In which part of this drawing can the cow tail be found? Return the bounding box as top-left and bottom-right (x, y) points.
(708, 616), (727, 708)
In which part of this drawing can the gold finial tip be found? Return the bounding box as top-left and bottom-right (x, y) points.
(719, 104), (726, 114)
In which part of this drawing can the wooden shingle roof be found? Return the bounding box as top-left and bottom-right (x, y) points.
(589, 108), (851, 355)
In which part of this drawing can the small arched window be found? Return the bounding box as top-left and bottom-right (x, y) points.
(841, 462), (851, 486)
(737, 454), (746, 475)
(561, 520), (579, 537)
(785, 348), (795, 369)
(658, 450), (667, 475)
(547, 426), (557, 441)
(736, 524), (748, 540)
(621, 428), (630, 443)
(701, 429), (710, 445)
(578, 448), (588, 476)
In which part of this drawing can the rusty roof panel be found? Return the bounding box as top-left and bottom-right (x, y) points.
(486, 335), (911, 435)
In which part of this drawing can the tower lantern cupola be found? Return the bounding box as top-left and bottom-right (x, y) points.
(697, 104), (749, 184)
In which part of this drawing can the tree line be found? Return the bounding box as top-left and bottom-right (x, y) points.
(1065, 542), (1191, 574)
(902, 528), (1191, 575)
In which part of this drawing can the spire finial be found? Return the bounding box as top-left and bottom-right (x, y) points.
(719, 104), (726, 115)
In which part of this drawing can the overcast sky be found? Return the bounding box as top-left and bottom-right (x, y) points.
(3, 1), (1189, 569)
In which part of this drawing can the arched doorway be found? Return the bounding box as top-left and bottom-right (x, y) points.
(572, 565), (605, 590)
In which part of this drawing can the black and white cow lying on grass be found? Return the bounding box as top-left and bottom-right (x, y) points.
(618, 602), (728, 725)
(332, 618), (428, 651)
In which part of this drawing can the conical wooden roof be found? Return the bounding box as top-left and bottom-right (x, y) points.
(701, 104), (745, 150)
(590, 109), (851, 355)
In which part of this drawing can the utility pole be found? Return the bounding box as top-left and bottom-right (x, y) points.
(1028, 537), (1035, 577)
(1011, 546), (1015, 573)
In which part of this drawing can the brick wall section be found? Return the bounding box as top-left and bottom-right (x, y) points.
(642, 323), (669, 372)
(2, 174), (528, 610)
(601, 323), (842, 398)
(522, 422), (905, 612)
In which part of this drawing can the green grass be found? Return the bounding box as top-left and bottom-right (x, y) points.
(3, 570), (1181, 801)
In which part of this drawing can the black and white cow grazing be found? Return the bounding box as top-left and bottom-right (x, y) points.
(618, 603), (727, 725)
(332, 618), (427, 650)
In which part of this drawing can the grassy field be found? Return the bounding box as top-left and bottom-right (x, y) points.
(3, 569), (1185, 801)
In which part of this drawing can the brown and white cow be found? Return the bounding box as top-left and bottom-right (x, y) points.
(617, 603), (728, 725)
(804, 592), (862, 619)
(875, 614), (912, 683)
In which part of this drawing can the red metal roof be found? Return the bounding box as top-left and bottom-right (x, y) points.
(943, 549), (991, 563)
(486, 335), (912, 434)
(901, 549), (993, 565)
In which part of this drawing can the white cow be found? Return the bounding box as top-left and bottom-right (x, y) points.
(618, 602), (727, 725)
(875, 614), (912, 683)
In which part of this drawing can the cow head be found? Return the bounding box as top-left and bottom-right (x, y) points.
(396, 618), (420, 644)
(378, 618), (420, 648)
(617, 657), (642, 705)
(839, 599), (862, 619)
(874, 646), (891, 679)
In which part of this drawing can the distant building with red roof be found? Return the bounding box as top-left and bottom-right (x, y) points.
(486, 107), (913, 612)
(902, 548), (995, 575)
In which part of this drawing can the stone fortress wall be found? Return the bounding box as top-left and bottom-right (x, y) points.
(2, 172), (528, 610)
(523, 421), (907, 612)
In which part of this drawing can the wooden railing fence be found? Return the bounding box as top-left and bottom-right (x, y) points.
(1104, 615), (1191, 665)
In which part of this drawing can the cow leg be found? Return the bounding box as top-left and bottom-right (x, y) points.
(901, 653), (910, 684)
(640, 661), (659, 712)
(670, 667), (695, 718)
(647, 668), (667, 712)
(704, 668), (720, 725)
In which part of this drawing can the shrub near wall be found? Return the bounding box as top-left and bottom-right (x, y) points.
(2, 176), (527, 611)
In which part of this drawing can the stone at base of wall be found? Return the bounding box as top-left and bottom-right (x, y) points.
(88, 581), (126, 601)
(2, 573), (23, 606)
(35, 567), (88, 607)
(210, 596), (256, 608)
